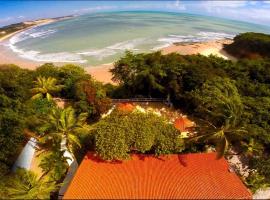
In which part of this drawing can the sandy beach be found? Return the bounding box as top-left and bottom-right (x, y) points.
(0, 22), (234, 84)
(162, 39), (235, 60)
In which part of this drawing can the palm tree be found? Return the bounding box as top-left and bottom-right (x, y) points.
(31, 76), (63, 100)
(188, 119), (246, 159)
(38, 107), (90, 165)
(39, 150), (69, 181)
(3, 168), (57, 199)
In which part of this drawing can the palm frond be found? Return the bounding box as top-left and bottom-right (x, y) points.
(68, 134), (81, 148)
(77, 112), (88, 123)
(186, 132), (215, 143)
(31, 93), (43, 100)
(65, 107), (76, 129)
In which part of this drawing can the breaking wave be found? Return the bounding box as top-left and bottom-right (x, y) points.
(78, 38), (145, 60)
(10, 29), (57, 45)
(9, 45), (87, 63)
(9, 28), (87, 63)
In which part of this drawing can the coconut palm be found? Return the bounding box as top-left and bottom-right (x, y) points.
(188, 119), (246, 159)
(31, 76), (63, 100)
(39, 150), (69, 181)
(3, 168), (57, 199)
(39, 107), (90, 165)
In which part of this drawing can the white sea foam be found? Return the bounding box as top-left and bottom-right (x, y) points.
(78, 38), (145, 60)
(9, 31), (29, 44)
(9, 40), (86, 63)
(20, 51), (87, 63)
(197, 31), (235, 40)
(8, 28), (87, 63)
(107, 38), (144, 50)
(153, 31), (235, 50)
(152, 43), (172, 51)
(9, 29), (57, 45)
(28, 29), (57, 38)
(78, 49), (116, 60)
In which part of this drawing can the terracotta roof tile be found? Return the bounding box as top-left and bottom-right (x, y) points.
(63, 153), (252, 199)
(174, 116), (195, 132)
(117, 103), (135, 112)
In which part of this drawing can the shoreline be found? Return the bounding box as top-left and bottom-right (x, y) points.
(0, 15), (74, 42)
(0, 22), (235, 84)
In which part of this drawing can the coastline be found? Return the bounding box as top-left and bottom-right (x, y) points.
(0, 15), (73, 42)
(0, 21), (234, 84)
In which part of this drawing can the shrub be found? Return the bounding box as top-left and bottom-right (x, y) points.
(93, 111), (184, 161)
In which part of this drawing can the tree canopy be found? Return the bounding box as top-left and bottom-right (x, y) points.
(93, 110), (184, 161)
(224, 32), (270, 59)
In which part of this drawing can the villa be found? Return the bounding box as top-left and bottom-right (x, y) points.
(63, 152), (252, 199)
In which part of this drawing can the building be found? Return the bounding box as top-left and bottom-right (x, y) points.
(63, 152), (252, 199)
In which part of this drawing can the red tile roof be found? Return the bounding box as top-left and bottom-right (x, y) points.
(63, 153), (251, 199)
(174, 116), (195, 132)
(117, 103), (135, 112)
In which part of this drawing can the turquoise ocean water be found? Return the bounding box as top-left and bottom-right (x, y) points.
(8, 11), (270, 66)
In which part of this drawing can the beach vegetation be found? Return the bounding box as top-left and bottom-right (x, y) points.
(224, 32), (270, 59)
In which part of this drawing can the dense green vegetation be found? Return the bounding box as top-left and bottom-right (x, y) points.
(224, 32), (270, 59)
(0, 22), (32, 38)
(0, 65), (34, 177)
(0, 63), (110, 198)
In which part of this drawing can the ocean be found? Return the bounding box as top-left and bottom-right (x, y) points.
(7, 11), (270, 66)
